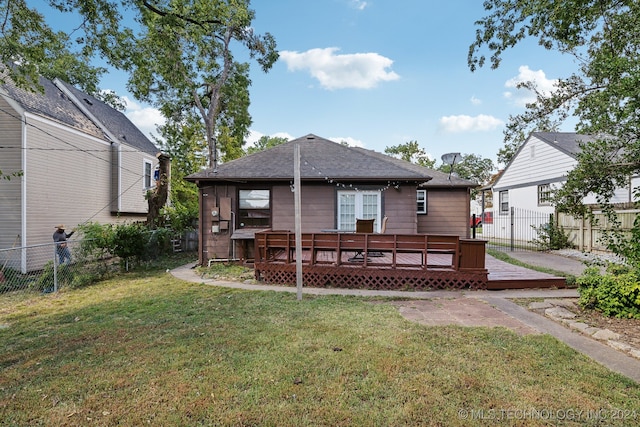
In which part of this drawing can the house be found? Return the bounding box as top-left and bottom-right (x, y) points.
(486, 131), (640, 244)
(185, 134), (477, 265)
(0, 74), (161, 259)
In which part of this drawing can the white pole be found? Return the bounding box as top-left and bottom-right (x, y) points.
(294, 143), (303, 300)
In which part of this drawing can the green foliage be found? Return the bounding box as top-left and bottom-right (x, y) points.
(246, 135), (289, 155)
(384, 141), (435, 168)
(33, 262), (73, 292)
(469, 0), (640, 258)
(78, 222), (175, 270)
(578, 267), (640, 319)
(530, 215), (572, 251)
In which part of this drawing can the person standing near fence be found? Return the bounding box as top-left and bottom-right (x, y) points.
(53, 224), (74, 264)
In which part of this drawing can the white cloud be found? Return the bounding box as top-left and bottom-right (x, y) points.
(470, 96), (482, 105)
(328, 136), (364, 147)
(439, 114), (504, 133)
(279, 47), (400, 90)
(122, 96), (165, 140)
(504, 65), (558, 107)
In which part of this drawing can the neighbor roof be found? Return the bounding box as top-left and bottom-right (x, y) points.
(56, 79), (158, 155)
(530, 132), (598, 158)
(186, 134), (476, 188)
(1, 74), (158, 156)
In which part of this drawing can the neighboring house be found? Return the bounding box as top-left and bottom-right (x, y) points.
(185, 134), (476, 264)
(487, 131), (639, 243)
(0, 74), (161, 260)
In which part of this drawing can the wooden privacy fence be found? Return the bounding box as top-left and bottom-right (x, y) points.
(557, 208), (638, 252)
(253, 231), (488, 290)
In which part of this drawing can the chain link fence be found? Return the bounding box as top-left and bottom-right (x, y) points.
(1, 230), (196, 297)
(0, 240), (96, 294)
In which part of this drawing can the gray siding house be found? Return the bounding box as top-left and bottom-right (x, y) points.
(0, 75), (161, 257)
(186, 134), (476, 265)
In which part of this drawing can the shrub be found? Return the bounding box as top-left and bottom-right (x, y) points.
(530, 214), (572, 251)
(577, 266), (640, 318)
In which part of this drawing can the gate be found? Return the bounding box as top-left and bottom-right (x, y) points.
(479, 207), (553, 252)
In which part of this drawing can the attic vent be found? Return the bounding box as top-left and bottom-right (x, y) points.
(120, 135), (127, 140)
(306, 135), (315, 140)
(83, 98), (93, 106)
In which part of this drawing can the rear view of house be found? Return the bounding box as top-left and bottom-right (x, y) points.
(0, 74), (160, 269)
(186, 134), (476, 265)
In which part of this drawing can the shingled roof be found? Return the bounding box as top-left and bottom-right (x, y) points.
(186, 134), (476, 188)
(1, 74), (158, 156)
(530, 132), (597, 158)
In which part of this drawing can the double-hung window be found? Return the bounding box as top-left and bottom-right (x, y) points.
(337, 190), (381, 231)
(417, 190), (427, 214)
(537, 184), (552, 206)
(143, 160), (153, 189)
(499, 190), (509, 214)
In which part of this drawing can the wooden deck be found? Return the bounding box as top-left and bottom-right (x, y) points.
(253, 231), (566, 290)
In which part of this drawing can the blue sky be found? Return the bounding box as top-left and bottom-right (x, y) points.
(80, 1), (581, 168)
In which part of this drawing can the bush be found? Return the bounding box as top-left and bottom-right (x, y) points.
(530, 214), (572, 251)
(577, 266), (640, 319)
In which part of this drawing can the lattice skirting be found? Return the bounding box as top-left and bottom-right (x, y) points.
(254, 263), (488, 290)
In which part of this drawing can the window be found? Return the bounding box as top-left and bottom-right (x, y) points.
(538, 184), (552, 206)
(417, 190), (427, 214)
(143, 160), (153, 189)
(499, 190), (509, 214)
(239, 189), (270, 228)
(337, 191), (381, 231)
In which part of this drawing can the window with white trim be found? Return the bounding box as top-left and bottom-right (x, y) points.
(337, 190), (381, 231)
(417, 190), (427, 214)
(143, 159), (153, 189)
(537, 184), (552, 206)
(239, 189), (271, 228)
(499, 190), (509, 214)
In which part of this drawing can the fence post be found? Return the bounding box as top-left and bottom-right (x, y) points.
(510, 206), (515, 251)
(53, 244), (58, 292)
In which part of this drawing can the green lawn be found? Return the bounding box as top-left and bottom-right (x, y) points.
(1, 267), (639, 426)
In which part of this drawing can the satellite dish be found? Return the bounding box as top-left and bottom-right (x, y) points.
(441, 152), (461, 165)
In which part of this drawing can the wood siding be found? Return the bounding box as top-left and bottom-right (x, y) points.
(417, 188), (470, 238)
(199, 182), (471, 262)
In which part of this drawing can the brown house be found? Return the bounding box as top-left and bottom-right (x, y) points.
(186, 134), (476, 265)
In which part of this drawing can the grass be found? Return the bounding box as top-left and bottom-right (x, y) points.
(1, 264), (639, 426)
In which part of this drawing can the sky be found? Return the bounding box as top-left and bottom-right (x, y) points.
(63, 0), (583, 168)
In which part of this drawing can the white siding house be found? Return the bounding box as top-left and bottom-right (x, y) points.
(486, 132), (639, 242)
(0, 74), (160, 261)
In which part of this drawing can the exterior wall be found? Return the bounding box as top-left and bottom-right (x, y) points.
(493, 136), (640, 213)
(0, 97), (23, 250)
(23, 114), (150, 247)
(417, 188), (471, 238)
(118, 144), (157, 214)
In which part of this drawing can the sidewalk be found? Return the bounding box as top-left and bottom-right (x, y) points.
(170, 251), (640, 383)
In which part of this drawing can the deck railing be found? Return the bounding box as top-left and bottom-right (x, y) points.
(254, 231), (486, 272)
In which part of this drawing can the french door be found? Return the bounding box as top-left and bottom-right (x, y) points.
(337, 191), (381, 231)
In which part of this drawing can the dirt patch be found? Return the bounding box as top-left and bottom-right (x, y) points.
(570, 305), (640, 349)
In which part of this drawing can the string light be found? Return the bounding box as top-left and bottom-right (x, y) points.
(300, 156), (403, 192)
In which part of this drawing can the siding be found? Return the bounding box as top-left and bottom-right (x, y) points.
(0, 97), (22, 249)
(23, 114), (149, 246)
(418, 188), (470, 238)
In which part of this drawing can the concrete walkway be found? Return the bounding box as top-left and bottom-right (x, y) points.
(169, 253), (640, 383)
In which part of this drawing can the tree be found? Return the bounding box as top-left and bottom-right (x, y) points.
(246, 135), (289, 155)
(123, 0), (278, 169)
(469, 0), (640, 260)
(438, 154), (495, 198)
(384, 141), (436, 168)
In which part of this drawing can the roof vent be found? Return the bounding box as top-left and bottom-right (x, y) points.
(83, 98), (93, 106)
(121, 135), (127, 141)
(306, 135), (315, 140)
